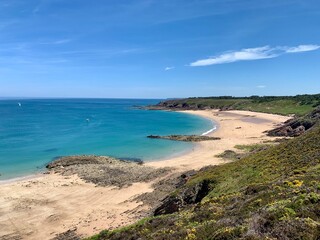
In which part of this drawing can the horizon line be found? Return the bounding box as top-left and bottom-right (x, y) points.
(1, 93), (320, 101)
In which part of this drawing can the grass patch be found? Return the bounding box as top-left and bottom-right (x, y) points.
(215, 150), (243, 161)
(234, 143), (273, 152)
(236, 99), (314, 116)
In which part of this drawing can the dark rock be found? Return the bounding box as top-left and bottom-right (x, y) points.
(245, 184), (269, 195)
(46, 155), (102, 169)
(147, 135), (220, 142)
(133, 170), (199, 217)
(267, 107), (320, 137)
(118, 157), (144, 165)
(180, 170), (197, 180)
(154, 179), (212, 216)
(293, 125), (305, 135)
(183, 180), (211, 204)
(52, 228), (80, 240)
(176, 170), (197, 188)
(154, 195), (183, 215)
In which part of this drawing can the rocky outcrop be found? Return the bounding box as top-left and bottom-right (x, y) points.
(267, 107), (320, 137)
(128, 170), (198, 220)
(153, 195), (183, 215)
(154, 179), (211, 216)
(46, 155), (170, 188)
(46, 155), (103, 169)
(147, 135), (220, 142)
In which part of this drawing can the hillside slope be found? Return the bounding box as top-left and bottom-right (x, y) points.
(88, 125), (320, 240)
(149, 94), (320, 116)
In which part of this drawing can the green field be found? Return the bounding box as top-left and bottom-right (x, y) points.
(156, 94), (320, 116)
(235, 99), (314, 116)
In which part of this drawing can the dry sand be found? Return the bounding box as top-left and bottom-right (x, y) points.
(146, 110), (290, 170)
(0, 110), (290, 239)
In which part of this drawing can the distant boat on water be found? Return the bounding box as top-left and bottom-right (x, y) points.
(18, 102), (21, 107)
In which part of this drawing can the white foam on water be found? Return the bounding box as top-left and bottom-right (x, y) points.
(201, 124), (217, 136)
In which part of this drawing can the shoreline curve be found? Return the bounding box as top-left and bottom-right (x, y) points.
(0, 109), (291, 239)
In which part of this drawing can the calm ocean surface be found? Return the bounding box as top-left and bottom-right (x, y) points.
(0, 99), (214, 180)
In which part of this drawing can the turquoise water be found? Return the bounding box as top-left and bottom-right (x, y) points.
(0, 99), (214, 180)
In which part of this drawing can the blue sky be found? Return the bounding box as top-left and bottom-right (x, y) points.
(1, 0), (320, 98)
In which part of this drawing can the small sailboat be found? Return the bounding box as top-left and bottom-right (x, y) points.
(18, 102), (21, 107)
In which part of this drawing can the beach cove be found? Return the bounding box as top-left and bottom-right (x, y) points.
(0, 99), (214, 181)
(0, 110), (290, 239)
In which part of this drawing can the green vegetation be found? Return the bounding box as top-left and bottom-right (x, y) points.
(215, 143), (276, 161)
(215, 150), (242, 161)
(154, 94), (320, 116)
(234, 143), (274, 153)
(87, 125), (320, 240)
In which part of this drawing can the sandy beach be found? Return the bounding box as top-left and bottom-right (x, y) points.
(0, 110), (290, 240)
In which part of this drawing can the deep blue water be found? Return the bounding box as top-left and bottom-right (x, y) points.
(0, 99), (214, 180)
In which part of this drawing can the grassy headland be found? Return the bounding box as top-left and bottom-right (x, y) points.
(148, 94), (320, 116)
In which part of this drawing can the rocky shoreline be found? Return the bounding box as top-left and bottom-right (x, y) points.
(267, 107), (320, 137)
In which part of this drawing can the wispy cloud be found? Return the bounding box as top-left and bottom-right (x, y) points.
(164, 66), (175, 71)
(190, 46), (276, 66)
(190, 44), (320, 66)
(257, 85), (266, 88)
(285, 44), (320, 53)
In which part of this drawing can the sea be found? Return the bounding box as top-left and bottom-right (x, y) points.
(0, 98), (215, 180)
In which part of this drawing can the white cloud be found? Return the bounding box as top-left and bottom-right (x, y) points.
(257, 85), (266, 88)
(190, 46), (278, 66)
(190, 44), (320, 67)
(285, 44), (320, 53)
(165, 66), (175, 71)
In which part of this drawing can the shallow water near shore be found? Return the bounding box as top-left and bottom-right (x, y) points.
(0, 99), (214, 180)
